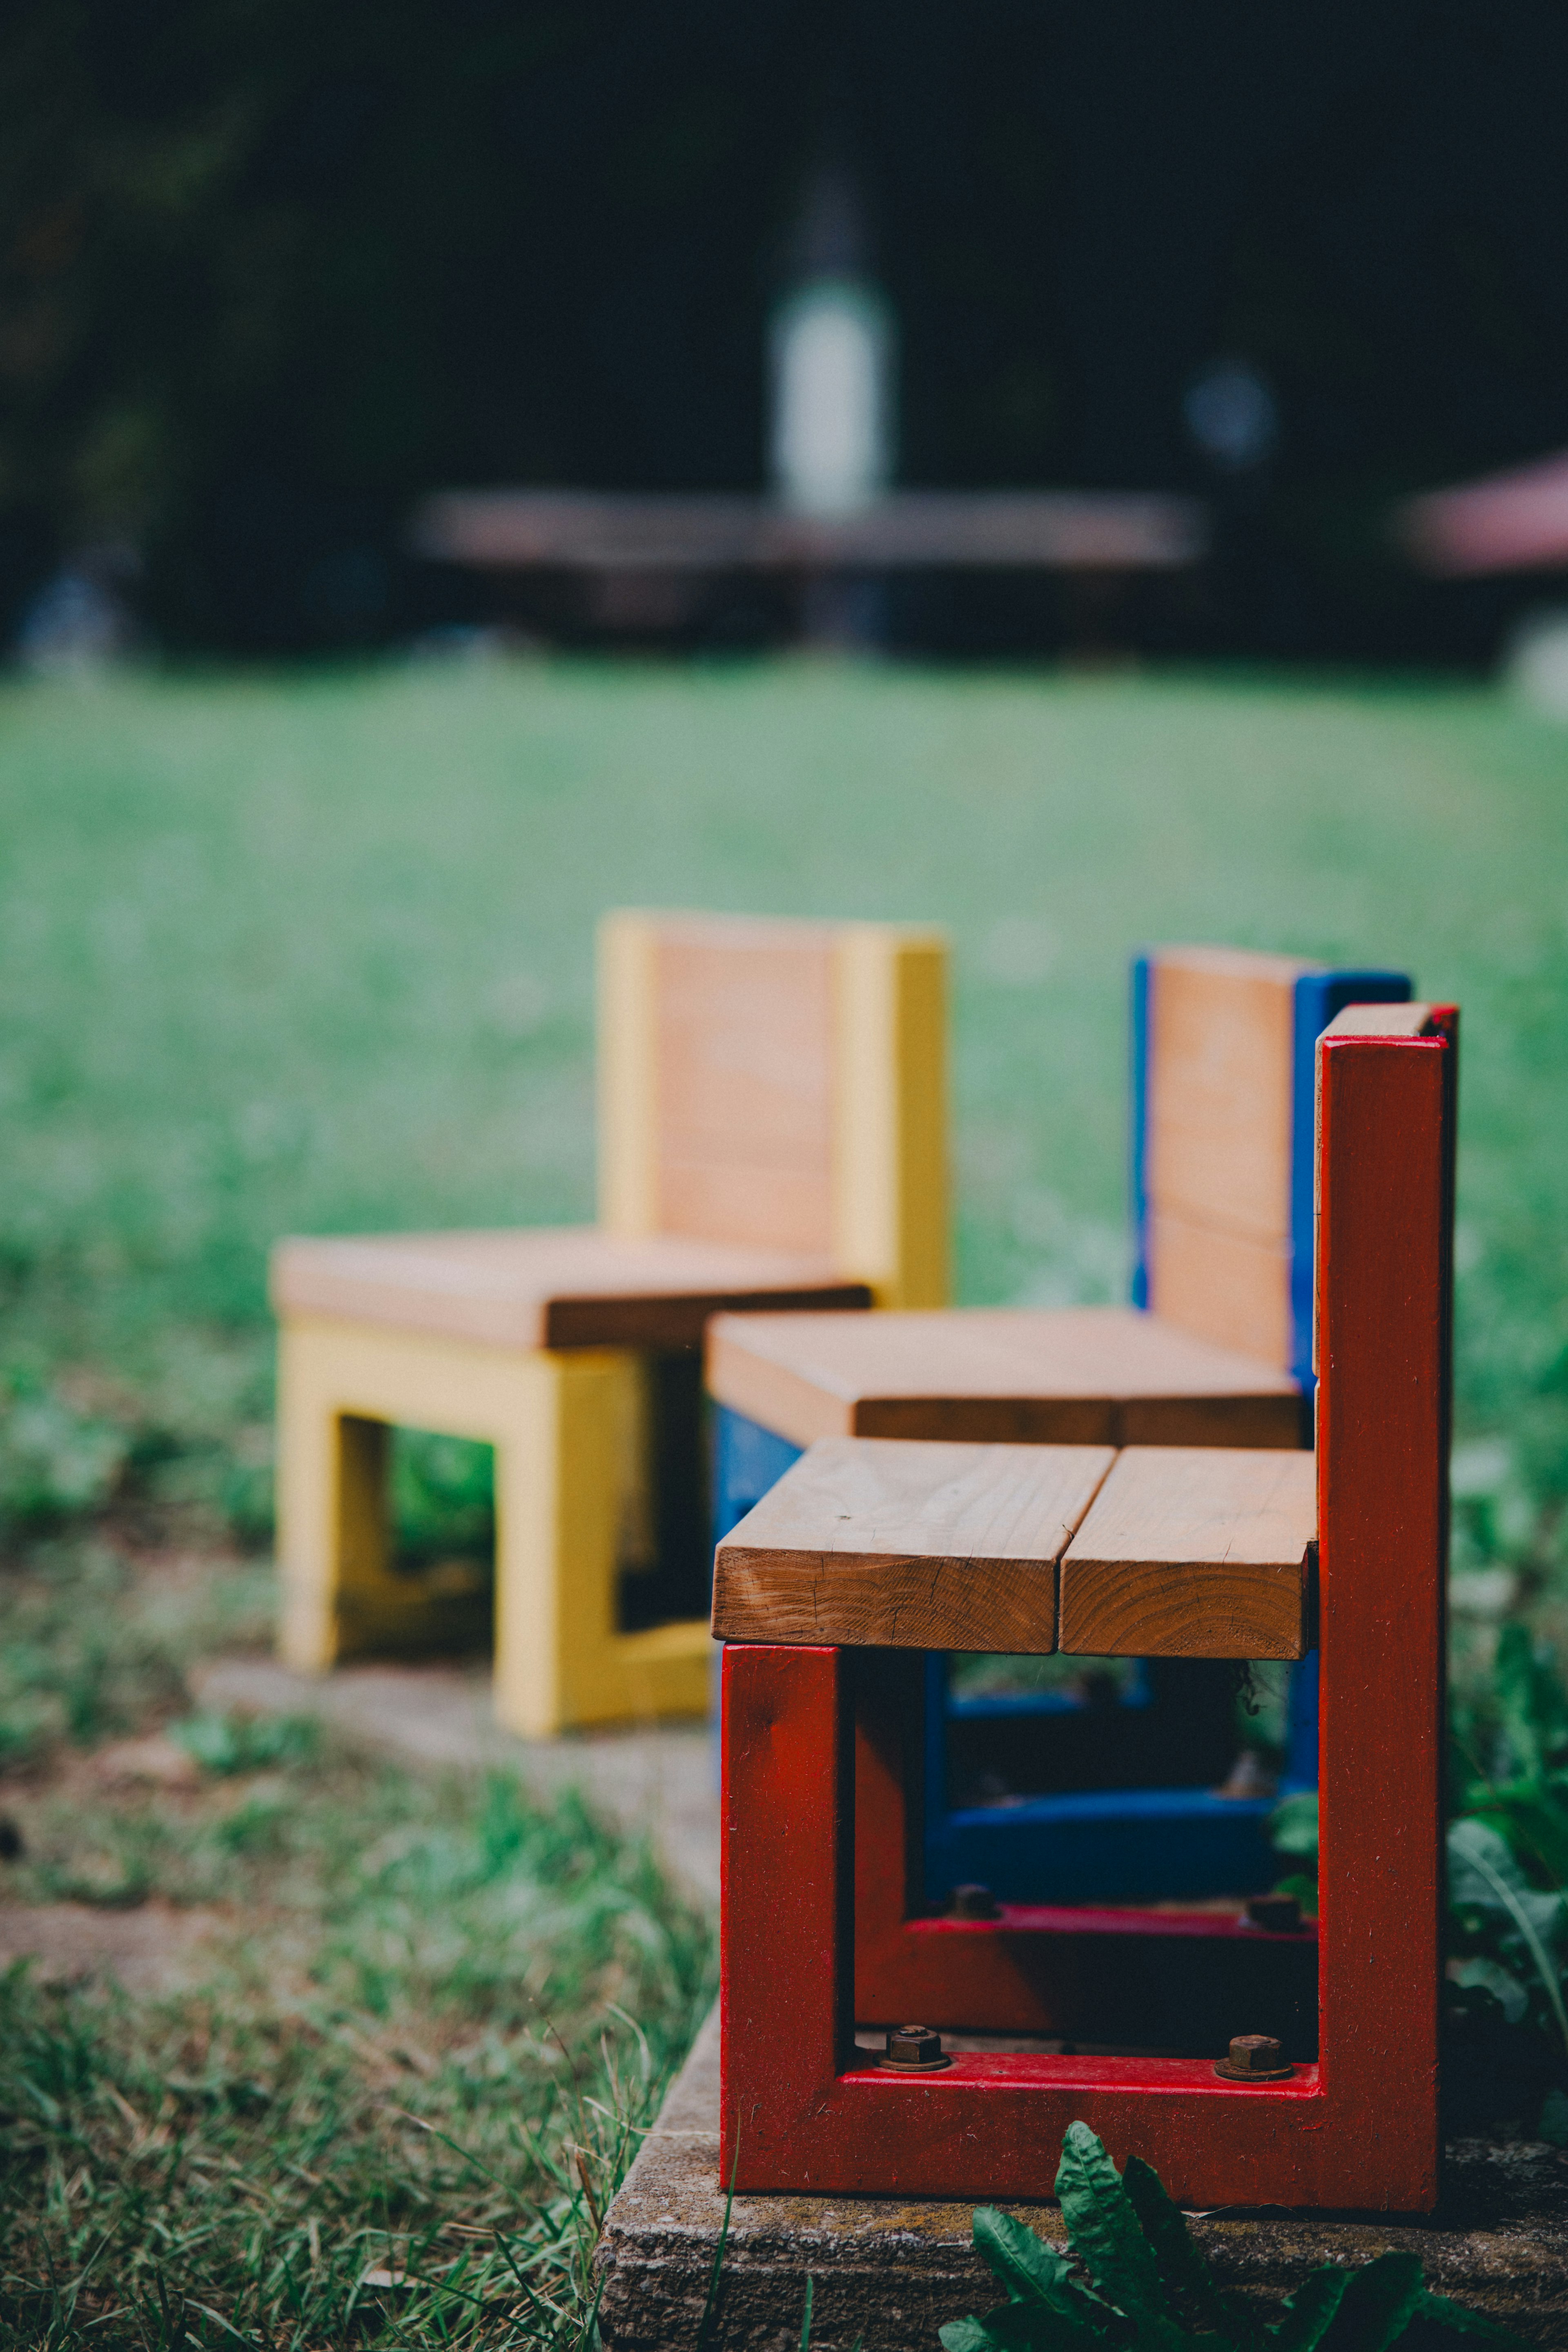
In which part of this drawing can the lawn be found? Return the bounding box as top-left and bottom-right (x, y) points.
(2, 654), (1566, 1588)
(0, 1544), (715, 2350)
(2, 653), (1568, 2344)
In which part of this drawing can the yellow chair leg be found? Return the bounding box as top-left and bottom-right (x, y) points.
(276, 1315), (712, 1732)
(492, 1350), (607, 1739)
(277, 1327), (384, 1670)
(491, 1350), (710, 1737)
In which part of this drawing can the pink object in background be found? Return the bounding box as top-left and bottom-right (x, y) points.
(1404, 450), (1568, 576)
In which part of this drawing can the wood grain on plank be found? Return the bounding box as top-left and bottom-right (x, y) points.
(1147, 948), (1305, 1246)
(271, 1227), (869, 1353)
(1145, 1212), (1293, 1371)
(654, 925), (837, 1251)
(711, 1434), (1116, 1651)
(1058, 1444), (1315, 1659)
(656, 1160), (836, 1260)
(596, 911), (660, 1235)
(705, 1304), (1299, 1450)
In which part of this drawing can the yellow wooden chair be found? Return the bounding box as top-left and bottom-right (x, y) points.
(271, 910), (947, 1736)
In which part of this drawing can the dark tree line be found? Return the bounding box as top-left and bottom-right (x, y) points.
(3, 0), (1567, 656)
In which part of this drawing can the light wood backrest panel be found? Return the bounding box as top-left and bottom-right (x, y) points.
(657, 921), (838, 1255)
(597, 911), (948, 1303)
(1145, 946), (1309, 1365)
(1319, 1000), (1439, 1041)
(1145, 1213), (1292, 1371)
(1147, 947), (1305, 1241)
(597, 913), (661, 1234)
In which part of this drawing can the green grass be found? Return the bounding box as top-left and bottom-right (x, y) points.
(0, 1551), (714, 2350)
(2, 654), (1567, 1604)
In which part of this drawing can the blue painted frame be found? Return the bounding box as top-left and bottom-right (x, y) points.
(711, 954), (1404, 1907)
(1285, 971), (1412, 1386)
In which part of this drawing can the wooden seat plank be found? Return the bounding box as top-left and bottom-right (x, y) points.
(711, 1435), (1116, 1652)
(1058, 1445), (1315, 1661)
(706, 1305), (1300, 1450)
(272, 1226), (869, 1353)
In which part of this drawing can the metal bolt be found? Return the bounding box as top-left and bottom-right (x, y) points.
(948, 1883), (1001, 1921)
(879, 2024), (952, 2072)
(1214, 2033), (1293, 2084)
(1245, 1894), (1303, 1934)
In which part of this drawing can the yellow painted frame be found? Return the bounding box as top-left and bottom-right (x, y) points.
(276, 911), (947, 1737)
(597, 911), (949, 1306)
(276, 1316), (710, 1736)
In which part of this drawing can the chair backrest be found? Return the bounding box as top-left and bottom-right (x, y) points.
(596, 910), (948, 1307)
(1131, 947), (1410, 1381)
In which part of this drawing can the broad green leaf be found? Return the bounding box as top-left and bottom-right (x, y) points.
(941, 2304), (1113, 2351)
(1449, 1817), (1565, 1938)
(1448, 1816), (1568, 2053)
(1120, 2154), (1244, 2339)
(939, 2321), (999, 2352)
(940, 2322), (1001, 2352)
(972, 2207), (1092, 2320)
(1055, 2124), (1183, 2338)
(1467, 1793), (1568, 1893)
(1316, 2252), (1422, 2351)
(1540, 2086), (1568, 2147)
(1415, 2287), (1533, 2344)
(1267, 2266), (1348, 2349)
(1493, 1622), (1568, 1787)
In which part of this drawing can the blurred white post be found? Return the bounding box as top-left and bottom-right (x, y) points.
(771, 280), (894, 518)
(769, 161), (895, 646)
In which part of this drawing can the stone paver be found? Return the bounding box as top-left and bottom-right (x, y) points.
(595, 2008), (1568, 2350)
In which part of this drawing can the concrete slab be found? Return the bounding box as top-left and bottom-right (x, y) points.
(594, 2009), (1568, 2349)
(192, 1656), (718, 1907)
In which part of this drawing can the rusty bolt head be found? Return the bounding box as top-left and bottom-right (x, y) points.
(1214, 2032), (1293, 2083)
(880, 2024), (951, 2072)
(949, 1883), (1001, 1921)
(1245, 1894), (1303, 1934)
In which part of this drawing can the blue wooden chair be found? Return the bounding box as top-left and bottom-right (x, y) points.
(708, 948), (1410, 1906)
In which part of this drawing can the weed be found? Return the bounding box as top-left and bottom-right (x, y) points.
(944, 2123), (1527, 2348)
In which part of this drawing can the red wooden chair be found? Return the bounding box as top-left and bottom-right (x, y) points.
(713, 1001), (1454, 2210)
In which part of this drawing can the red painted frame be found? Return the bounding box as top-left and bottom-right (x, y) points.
(721, 1020), (1453, 2208)
(850, 1648), (1319, 2043)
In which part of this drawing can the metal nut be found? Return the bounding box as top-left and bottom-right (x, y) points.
(948, 1883), (1001, 1921)
(1214, 2033), (1293, 2083)
(880, 2024), (951, 2072)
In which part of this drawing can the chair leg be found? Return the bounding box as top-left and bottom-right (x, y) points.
(492, 1349), (632, 1740)
(276, 1323), (392, 1670)
(278, 1318), (708, 1731)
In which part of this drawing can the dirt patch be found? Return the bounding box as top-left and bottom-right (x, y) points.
(0, 1900), (227, 1992)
